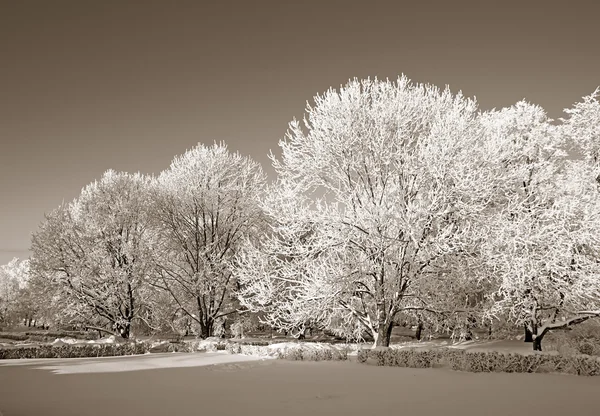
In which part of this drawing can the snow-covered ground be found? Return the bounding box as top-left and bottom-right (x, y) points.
(1, 354), (600, 416)
(0, 350), (270, 374)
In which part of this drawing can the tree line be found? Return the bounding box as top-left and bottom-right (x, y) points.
(2, 75), (600, 350)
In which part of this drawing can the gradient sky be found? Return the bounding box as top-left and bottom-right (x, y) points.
(1, 1), (599, 264)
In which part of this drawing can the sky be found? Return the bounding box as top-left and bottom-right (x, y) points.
(1, 1), (599, 265)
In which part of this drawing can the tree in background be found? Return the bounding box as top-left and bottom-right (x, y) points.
(560, 88), (600, 170)
(482, 161), (600, 351)
(30, 170), (155, 338)
(479, 98), (600, 351)
(150, 143), (267, 339)
(0, 258), (30, 327)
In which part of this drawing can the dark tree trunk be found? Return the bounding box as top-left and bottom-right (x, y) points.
(524, 325), (534, 342)
(415, 322), (423, 341)
(199, 320), (214, 339)
(117, 322), (131, 339)
(375, 322), (394, 347)
(532, 327), (548, 351)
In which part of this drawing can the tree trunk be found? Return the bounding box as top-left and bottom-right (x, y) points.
(532, 327), (549, 351)
(117, 322), (131, 339)
(199, 320), (214, 339)
(415, 322), (423, 341)
(373, 322), (394, 348)
(524, 325), (534, 342)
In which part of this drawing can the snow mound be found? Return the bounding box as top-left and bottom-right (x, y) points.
(52, 338), (83, 346)
(265, 342), (347, 356)
(89, 335), (116, 344)
(192, 337), (226, 352)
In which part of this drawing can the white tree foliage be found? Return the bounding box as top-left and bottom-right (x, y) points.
(0, 258), (30, 326)
(561, 88), (600, 166)
(30, 170), (154, 338)
(150, 143), (267, 338)
(236, 76), (501, 346)
(480, 100), (600, 350)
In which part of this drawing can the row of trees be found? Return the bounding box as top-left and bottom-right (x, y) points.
(4, 76), (600, 350)
(236, 78), (600, 350)
(26, 145), (266, 339)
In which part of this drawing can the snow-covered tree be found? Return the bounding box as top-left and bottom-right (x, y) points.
(30, 170), (155, 338)
(236, 76), (502, 347)
(479, 100), (600, 350)
(482, 160), (600, 350)
(561, 88), (600, 166)
(150, 143), (267, 338)
(0, 258), (30, 327)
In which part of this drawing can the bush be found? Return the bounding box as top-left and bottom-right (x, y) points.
(356, 347), (600, 376)
(239, 344), (273, 357)
(545, 331), (600, 357)
(225, 342), (242, 354)
(230, 339), (272, 346)
(231, 342), (348, 362)
(578, 341), (595, 356)
(188, 338), (228, 352)
(0, 341), (150, 360)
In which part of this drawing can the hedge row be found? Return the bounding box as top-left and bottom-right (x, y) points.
(0, 342), (149, 360)
(25, 330), (98, 340)
(0, 331), (99, 342)
(357, 347), (600, 376)
(0, 332), (28, 341)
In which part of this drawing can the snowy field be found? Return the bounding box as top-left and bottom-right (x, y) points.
(1, 351), (600, 416)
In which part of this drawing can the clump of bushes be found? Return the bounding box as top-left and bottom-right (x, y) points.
(225, 341), (349, 361)
(186, 337), (228, 352)
(239, 344), (274, 357)
(356, 347), (600, 376)
(0, 342), (150, 360)
(544, 327), (600, 357)
(301, 346), (348, 361)
(228, 339), (273, 346)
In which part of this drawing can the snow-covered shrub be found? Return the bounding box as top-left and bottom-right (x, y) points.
(189, 337), (224, 352)
(229, 341), (348, 361)
(225, 342), (242, 354)
(284, 347), (303, 361)
(239, 344), (272, 357)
